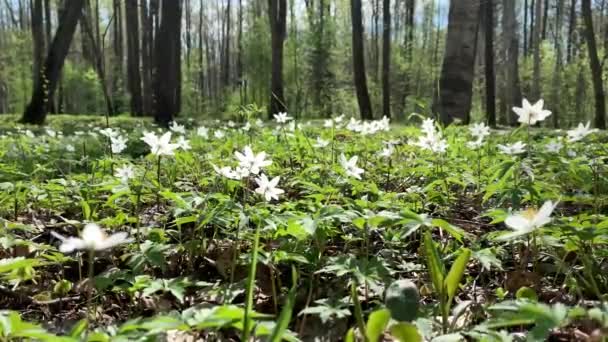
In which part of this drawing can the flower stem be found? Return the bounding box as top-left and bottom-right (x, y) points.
(86, 249), (95, 324)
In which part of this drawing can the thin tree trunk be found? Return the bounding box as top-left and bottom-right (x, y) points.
(125, 0), (143, 116)
(21, 0), (86, 124)
(141, 0), (152, 115)
(268, 0), (287, 118)
(437, 0), (480, 125)
(351, 0), (373, 120)
(503, 0), (523, 126)
(582, 0), (606, 128)
(552, 0), (564, 128)
(30, 0), (44, 90)
(382, 0), (391, 118)
(533, 0), (543, 100)
(567, 0), (576, 63)
(483, 0), (496, 127)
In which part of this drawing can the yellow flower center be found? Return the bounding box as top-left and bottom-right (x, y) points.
(522, 208), (538, 220)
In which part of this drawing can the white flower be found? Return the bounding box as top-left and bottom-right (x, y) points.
(46, 128), (57, 138)
(467, 138), (484, 150)
(274, 112), (292, 124)
(545, 140), (563, 153)
(339, 154), (364, 179)
(227, 120), (236, 128)
(421, 118), (436, 135)
(512, 98), (552, 125)
(314, 137), (330, 148)
(169, 121), (186, 135)
(99, 128), (118, 138)
(242, 122), (252, 132)
(176, 136), (191, 151)
(334, 114), (345, 123)
(497, 141), (526, 155)
(234, 146), (272, 175)
(115, 164), (135, 183)
(498, 201), (557, 240)
(197, 126), (209, 138)
(141, 131), (179, 156)
(214, 130), (225, 139)
(469, 122), (490, 139)
(324, 119), (334, 128)
(567, 149), (577, 158)
(212, 164), (239, 180)
(51, 223), (132, 253)
(379, 146), (394, 158)
(567, 121), (597, 143)
(254, 174), (285, 201)
(287, 121), (297, 132)
(255, 119), (265, 127)
(24, 130), (35, 138)
(111, 135), (128, 154)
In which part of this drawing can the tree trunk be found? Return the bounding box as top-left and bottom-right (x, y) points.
(436, 0), (480, 125)
(112, 0), (123, 111)
(551, 0), (564, 128)
(503, 0), (523, 126)
(21, 0), (85, 124)
(524, 0), (529, 55)
(532, 0), (543, 100)
(582, 0), (606, 129)
(30, 0), (44, 90)
(482, 0), (496, 127)
(268, 0), (287, 118)
(351, 0), (373, 120)
(382, 0), (391, 118)
(153, 0), (182, 126)
(125, 0), (143, 116)
(567, 0), (577, 63)
(222, 0), (231, 90)
(141, 0), (152, 115)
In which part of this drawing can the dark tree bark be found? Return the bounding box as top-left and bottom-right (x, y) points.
(125, 0), (143, 116)
(436, 0), (480, 125)
(582, 0), (606, 129)
(43, 0), (56, 112)
(222, 0), (231, 89)
(382, 0), (391, 118)
(533, 0), (543, 99)
(153, 0), (182, 126)
(20, 0), (85, 124)
(351, 0), (373, 120)
(502, 0), (523, 126)
(112, 0), (123, 111)
(567, 0), (577, 63)
(482, 0), (496, 127)
(30, 0), (44, 90)
(524, 0), (529, 55)
(551, 0), (565, 128)
(141, 0), (153, 114)
(268, 0), (287, 118)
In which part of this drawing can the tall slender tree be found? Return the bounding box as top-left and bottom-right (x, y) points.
(153, 0), (182, 126)
(436, 0), (480, 125)
(482, 0), (496, 127)
(21, 0), (86, 124)
(532, 0), (543, 100)
(503, 0), (523, 126)
(581, 0), (606, 129)
(268, 0), (287, 118)
(382, 0), (391, 118)
(351, 0), (373, 120)
(125, 0), (143, 116)
(30, 0), (44, 90)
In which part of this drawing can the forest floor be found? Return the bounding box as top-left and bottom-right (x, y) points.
(0, 114), (607, 341)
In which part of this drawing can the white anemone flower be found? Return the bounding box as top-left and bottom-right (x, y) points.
(512, 98), (552, 125)
(234, 146), (272, 175)
(254, 174), (285, 201)
(567, 121), (598, 143)
(214, 130), (225, 139)
(197, 126), (209, 139)
(314, 137), (330, 148)
(111, 135), (128, 154)
(497, 141), (526, 155)
(115, 164), (135, 183)
(274, 112), (292, 124)
(176, 136), (191, 151)
(339, 154), (364, 180)
(169, 121), (186, 135)
(469, 122), (490, 139)
(498, 201), (557, 240)
(51, 223), (132, 253)
(545, 140), (563, 153)
(141, 131), (179, 156)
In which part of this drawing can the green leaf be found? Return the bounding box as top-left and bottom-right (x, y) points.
(345, 328), (356, 342)
(270, 267), (298, 342)
(365, 309), (391, 342)
(445, 248), (471, 305)
(423, 231), (445, 296)
(390, 323), (422, 342)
